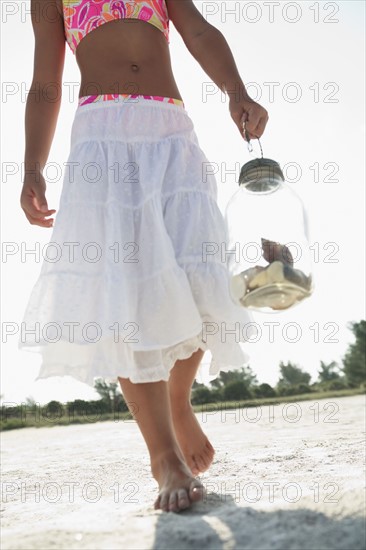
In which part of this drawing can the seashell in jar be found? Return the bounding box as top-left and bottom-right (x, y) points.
(241, 265), (266, 285)
(283, 264), (312, 290)
(248, 260), (285, 289)
(261, 238), (294, 266)
(230, 266), (268, 302)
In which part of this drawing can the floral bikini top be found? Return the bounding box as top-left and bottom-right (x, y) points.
(62, 0), (170, 54)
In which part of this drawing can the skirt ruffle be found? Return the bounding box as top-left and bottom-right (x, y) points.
(18, 98), (256, 387)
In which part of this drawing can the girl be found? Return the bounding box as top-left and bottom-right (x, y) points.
(19, 0), (268, 513)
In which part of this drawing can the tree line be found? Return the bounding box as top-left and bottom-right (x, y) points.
(1, 320), (365, 423)
(191, 319), (364, 404)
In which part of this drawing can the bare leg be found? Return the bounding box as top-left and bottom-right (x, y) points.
(168, 349), (215, 476)
(117, 376), (205, 513)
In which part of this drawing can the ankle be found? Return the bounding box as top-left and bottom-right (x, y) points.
(169, 396), (192, 415)
(150, 447), (186, 477)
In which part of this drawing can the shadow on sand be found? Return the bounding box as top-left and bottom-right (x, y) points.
(152, 491), (366, 550)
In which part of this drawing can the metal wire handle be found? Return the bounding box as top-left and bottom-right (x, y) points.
(242, 119), (263, 158)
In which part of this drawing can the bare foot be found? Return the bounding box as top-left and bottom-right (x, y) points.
(171, 403), (215, 476)
(151, 449), (205, 513)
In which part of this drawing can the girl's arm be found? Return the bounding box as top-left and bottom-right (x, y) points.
(166, 0), (269, 140)
(20, 0), (66, 228)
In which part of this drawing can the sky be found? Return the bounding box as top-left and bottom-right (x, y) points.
(1, 1), (365, 405)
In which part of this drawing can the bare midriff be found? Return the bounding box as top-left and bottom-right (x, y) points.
(75, 19), (183, 103)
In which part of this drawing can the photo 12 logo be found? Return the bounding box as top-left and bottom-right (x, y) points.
(199, 2), (340, 25)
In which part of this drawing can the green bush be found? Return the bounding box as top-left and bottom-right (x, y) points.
(316, 379), (349, 391)
(1, 405), (21, 421)
(223, 381), (252, 401)
(113, 395), (129, 413)
(277, 383), (312, 396)
(42, 400), (64, 419)
(342, 320), (366, 386)
(326, 380), (349, 391)
(191, 387), (216, 405)
(66, 399), (113, 418)
(254, 383), (277, 398)
(209, 388), (224, 402)
(0, 419), (28, 431)
(278, 362), (311, 386)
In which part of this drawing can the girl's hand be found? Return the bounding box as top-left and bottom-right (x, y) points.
(229, 95), (269, 142)
(20, 172), (56, 228)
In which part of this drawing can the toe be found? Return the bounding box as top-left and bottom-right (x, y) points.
(160, 491), (169, 512)
(203, 445), (214, 464)
(193, 453), (207, 473)
(202, 448), (212, 466)
(189, 481), (205, 503)
(188, 455), (200, 476)
(154, 495), (161, 510)
(177, 489), (190, 510)
(168, 490), (178, 513)
(192, 455), (201, 473)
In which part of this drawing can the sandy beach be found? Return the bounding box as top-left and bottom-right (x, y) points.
(1, 394), (365, 550)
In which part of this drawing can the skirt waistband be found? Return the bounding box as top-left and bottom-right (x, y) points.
(71, 93), (194, 147)
(78, 93), (185, 109)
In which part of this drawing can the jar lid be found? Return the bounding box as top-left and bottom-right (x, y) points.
(239, 158), (285, 191)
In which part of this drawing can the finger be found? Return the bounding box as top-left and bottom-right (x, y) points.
(252, 113), (269, 139)
(21, 186), (56, 218)
(245, 103), (269, 137)
(33, 188), (50, 213)
(34, 199), (55, 215)
(21, 200), (56, 220)
(240, 111), (249, 126)
(240, 116), (252, 142)
(245, 112), (262, 138)
(24, 212), (54, 228)
(241, 120), (250, 142)
(240, 121), (257, 141)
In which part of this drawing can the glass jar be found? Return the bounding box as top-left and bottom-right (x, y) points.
(225, 157), (314, 313)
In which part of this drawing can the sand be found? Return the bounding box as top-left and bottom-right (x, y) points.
(1, 394), (365, 550)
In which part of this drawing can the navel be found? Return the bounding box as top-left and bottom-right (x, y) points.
(130, 63), (140, 72)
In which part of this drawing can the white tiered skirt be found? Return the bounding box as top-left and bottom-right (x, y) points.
(18, 98), (256, 387)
